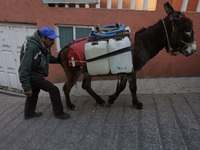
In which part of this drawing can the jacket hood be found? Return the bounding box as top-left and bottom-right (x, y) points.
(27, 30), (46, 53)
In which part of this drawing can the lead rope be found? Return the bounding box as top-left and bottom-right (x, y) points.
(162, 20), (172, 54)
(162, 20), (180, 56)
(194, 52), (200, 56)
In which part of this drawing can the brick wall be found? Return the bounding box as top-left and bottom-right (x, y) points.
(0, 0), (199, 83)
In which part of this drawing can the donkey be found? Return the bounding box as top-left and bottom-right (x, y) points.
(59, 2), (196, 110)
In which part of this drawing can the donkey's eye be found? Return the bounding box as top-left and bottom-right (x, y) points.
(184, 29), (191, 32)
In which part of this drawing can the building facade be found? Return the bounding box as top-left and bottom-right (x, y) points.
(0, 0), (199, 91)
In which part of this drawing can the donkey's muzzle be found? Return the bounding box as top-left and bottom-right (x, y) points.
(182, 42), (196, 57)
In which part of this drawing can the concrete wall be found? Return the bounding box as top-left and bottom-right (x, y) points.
(0, 0), (199, 83)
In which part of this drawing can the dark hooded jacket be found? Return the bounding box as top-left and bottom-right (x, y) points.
(18, 31), (59, 92)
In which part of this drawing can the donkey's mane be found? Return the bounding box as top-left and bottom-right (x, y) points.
(135, 19), (163, 36)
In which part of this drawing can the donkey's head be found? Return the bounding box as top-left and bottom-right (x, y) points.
(163, 2), (196, 56)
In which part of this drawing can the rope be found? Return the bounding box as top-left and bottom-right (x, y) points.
(194, 52), (200, 56)
(162, 20), (171, 53)
(89, 24), (125, 38)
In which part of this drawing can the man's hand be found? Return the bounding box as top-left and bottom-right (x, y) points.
(25, 91), (32, 97)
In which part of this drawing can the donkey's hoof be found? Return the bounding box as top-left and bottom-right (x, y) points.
(106, 103), (112, 107)
(100, 102), (112, 107)
(98, 99), (105, 105)
(99, 101), (107, 107)
(67, 104), (76, 110)
(108, 100), (114, 105)
(71, 107), (78, 110)
(108, 96), (115, 104)
(136, 102), (143, 109)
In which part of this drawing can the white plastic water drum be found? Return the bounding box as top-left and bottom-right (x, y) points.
(85, 41), (110, 76)
(108, 37), (133, 74)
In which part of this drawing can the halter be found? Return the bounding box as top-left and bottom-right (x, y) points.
(162, 20), (196, 56)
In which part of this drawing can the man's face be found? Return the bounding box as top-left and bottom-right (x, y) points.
(41, 36), (55, 49)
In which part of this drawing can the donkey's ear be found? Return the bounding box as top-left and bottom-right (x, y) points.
(164, 2), (175, 15)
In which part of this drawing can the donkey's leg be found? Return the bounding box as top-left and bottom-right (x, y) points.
(63, 82), (75, 110)
(128, 72), (143, 109)
(63, 68), (82, 110)
(63, 82), (73, 109)
(108, 75), (127, 104)
(82, 72), (105, 106)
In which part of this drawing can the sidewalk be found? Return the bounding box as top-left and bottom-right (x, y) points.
(39, 77), (200, 97)
(0, 77), (199, 150)
(1, 77), (199, 97)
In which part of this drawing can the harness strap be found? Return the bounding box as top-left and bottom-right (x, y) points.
(162, 20), (171, 54)
(63, 37), (89, 50)
(86, 46), (133, 63)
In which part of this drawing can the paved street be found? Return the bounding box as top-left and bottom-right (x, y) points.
(0, 78), (200, 150)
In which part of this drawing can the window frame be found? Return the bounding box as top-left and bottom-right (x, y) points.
(55, 25), (94, 51)
(42, 0), (98, 4)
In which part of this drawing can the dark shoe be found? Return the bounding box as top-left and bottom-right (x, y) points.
(55, 113), (70, 120)
(25, 112), (43, 120)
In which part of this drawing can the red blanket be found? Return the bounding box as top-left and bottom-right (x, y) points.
(67, 38), (88, 66)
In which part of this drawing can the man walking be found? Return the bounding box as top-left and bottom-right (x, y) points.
(19, 27), (70, 120)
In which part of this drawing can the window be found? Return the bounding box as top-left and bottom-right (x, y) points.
(55, 25), (94, 51)
(43, 0), (98, 4)
(43, 0), (157, 11)
(172, 0), (200, 12)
